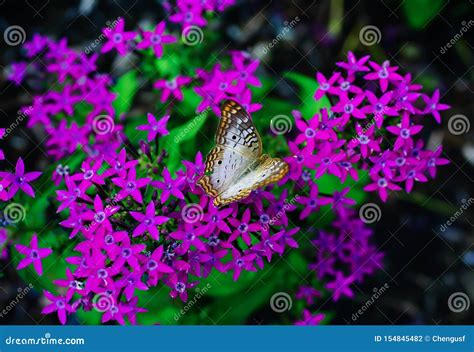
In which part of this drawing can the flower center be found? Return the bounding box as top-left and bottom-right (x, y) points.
(374, 103), (384, 113)
(175, 282), (186, 293)
(185, 12), (193, 22)
(378, 70), (388, 79)
(56, 300), (65, 309)
(104, 234), (114, 245)
(30, 250), (39, 260)
(126, 181), (136, 191)
(377, 178), (388, 188)
(165, 79), (177, 89)
(112, 33), (123, 43)
(260, 214), (270, 224)
(238, 223), (248, 233)
(121, 248), (132, 258)
(305, 128), (315, 138)
(151, 34), (161, 44)
(84, 170), (94, 180)
(358, 134), (370, 144)
(344, 103), (354, 114)
(340, 81), (350, 91)
(94, 211), (106, 223)
(147, 259), (158, 270)
(97, 269), (108, 279)
(218, 82), (228, 91)
(395, 157), (406, 166)
(320, 82), (330, 90)
(400, 129), (411, 139)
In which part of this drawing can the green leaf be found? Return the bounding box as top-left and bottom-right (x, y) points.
(161, 110), (209, 173)
(403, 0), (444, 29)
(112, 70), (140, 115)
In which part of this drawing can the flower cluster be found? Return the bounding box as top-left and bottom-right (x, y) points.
(167, 0), (235, 29)
(8, 34), (123, 162)
(46, 144), (311, 324)
(285, 52), (450, 202)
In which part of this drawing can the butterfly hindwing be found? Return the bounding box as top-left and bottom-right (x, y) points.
(213, 155), (289, 207)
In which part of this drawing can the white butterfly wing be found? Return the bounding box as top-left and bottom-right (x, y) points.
(214, 155), (289, 206)
(198, 100), (288, 206)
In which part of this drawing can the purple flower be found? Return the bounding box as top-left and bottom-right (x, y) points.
(364, 174), (401, 202)
(228, 208), (262, 245)
(361, 90), (398, 128)
(146, 246), (174, 285)
(42, 290), (74, 325)
(82, 195), (120, 232)
(227, 249), (256, 281)
(386, 113), (423, 150)
(424, 146), (449, 178)
(314, 72), (340, 100)
(297, 184), (332, 219)
(154, 76), (191, 103)
(422, 89), (450, 124)
(203, 204), (233, 234)
(101, 18), (137, 56)
(130, 201), (169, 240)
(24, 34), (49, 57)
(296, 286), (321, 305)
(331, 92), (366, 126)
(137, 113), (170, 141)
(1, 157), (41, 199)
(112, 168), (151, 204)
(295, 309), (325, 325)
(325, 271), (354, 301)
(152, 168), (185, 203)
(7, 62), (27, 85)
(136, 22), (176, 58)
(15, 234), (52, 276)
(336, 51), (370, 76)
(364, 60), (402, 92)
(170, 2), (207, 28)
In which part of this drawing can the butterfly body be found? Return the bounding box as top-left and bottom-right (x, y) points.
(198, 100), (289, 207)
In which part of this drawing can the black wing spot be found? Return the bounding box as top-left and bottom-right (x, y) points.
(232, 135), (237, 140)
(218, 160), (222, 165)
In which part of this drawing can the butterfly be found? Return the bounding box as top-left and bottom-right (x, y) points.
(198, 100), (289, 207)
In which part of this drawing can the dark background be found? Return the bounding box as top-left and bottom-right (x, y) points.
(0, 0), (472, 325)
